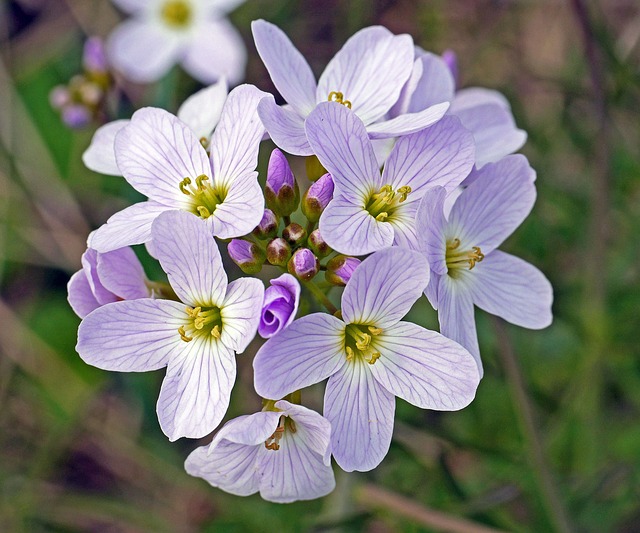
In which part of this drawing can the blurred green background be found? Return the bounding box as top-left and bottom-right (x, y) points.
(1, 0), (639, 531)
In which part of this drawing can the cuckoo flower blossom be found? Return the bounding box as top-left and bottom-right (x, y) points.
(392, 50), (526, 168)
(252, 20), (450, 156)
(77, 210), (264, 440)
(68, 246), (149, 318)
(259, 273), (300, 339)
(253, 248), (479, 472)
(306, 102), (474, 255)
(107, 0), (246, 84)
(83, 78), (227, 176)
(88, 84), (270, 252)
(416, 154), (553, 374)
(185, 400), (334, 503)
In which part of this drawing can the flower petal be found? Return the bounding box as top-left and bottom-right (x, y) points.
(185, 441), (260, 497)
(210, 172), (264, 239)
(382, 115), (475, 198)
(405, 52), (455, 113)
(111, 0), (146, 14)
(253, 313), (346, 400)
(82, 120), (128, 175)
(324, 358), (395, 472)
(342, 247), (429, 328)
(447, 154), (536, 255)
(317, 27), (413, 124)
(209, 85), (268, 190)
(81, 248), (117, 306)
(157, 336), (236, 440)
(76, 299), (185, 371)
(177, 78), (228, 141)
(115, 107), (210, 206)
(151, 210), (227, 307)
(469, 250), (553, 329)
(181, 19), (247, 85)
(211, 411), (282, 447)
(371, 321), (479, 410)
(275, 401), (332, 464)
(257, 99), (312, 156)
(89, 201), (169, 253)
(107, 20), (182, 83)
(415, 187), (448, 276)
(305, 102), (382, 200)
(67, 270), (100, 318)
(220, 277), (264, 354)
(97, 247), (148, 300)
(437, 273), (482, 374)
(251, 20), (317, 116)
(319, 196), (394, 256)
(257, 424), (335, 503)
(366, 102), (449, 139)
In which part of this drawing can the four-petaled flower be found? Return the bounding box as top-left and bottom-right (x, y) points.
(77, 210), (264, 440)
(416, 154), (553, 374)
(185, 400), (335, 502)
(253, 247), (480, 472)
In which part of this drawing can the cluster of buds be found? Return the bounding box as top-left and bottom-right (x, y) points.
(227, 149), (359, 287)
(50, 37), (112, 129)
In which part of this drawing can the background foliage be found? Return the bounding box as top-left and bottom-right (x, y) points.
(1, 0), (639, 531)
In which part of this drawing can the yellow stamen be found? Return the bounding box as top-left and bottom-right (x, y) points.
(179, 177), (192, 195)
(368, 351), (381, 365)
(346, 346), (355, 361)
(196, 205), (211, 218)
(446, 238), (485, 273)
(368, 326), (383, 336)
(366, 184), (412, 221)
(211, 325), (221, 339)
(178, 326), (193, 342)
(328, 91), (352, 109)
(345, 324), (382, 365)
(161, 0), (192, 28)
(375, 212), (388, 222)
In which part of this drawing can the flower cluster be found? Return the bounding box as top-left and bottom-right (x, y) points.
(69, 20), (552, 503)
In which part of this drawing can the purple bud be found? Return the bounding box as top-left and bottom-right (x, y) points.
(61, 104), (92, 129)
(266, 238), (292, 267)
(302, 173), (334, 222)
(287, 248), (319, 281)
(282, 223), (306, 246)
(49, 86), (70, 109)
(228, 239), (265, 274)
(325, 255), (361, 286)
(83, 37), (109, 74)
(441, 49), (459, 90)
(252, 209), (279, 240)
(308, 229), (331, 258)
(266, 149), (299, 215)
(258, 273), (301, 338)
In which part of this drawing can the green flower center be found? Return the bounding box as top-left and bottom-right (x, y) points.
(178, 305), (222, 342)
(344, 323), (383, 365)
(328, 91), (352, 109)
(445, 238), (484, 277)
(365, 184), (412, 222)
(178, 175), (227, 219)
(161, 0), (192, 28)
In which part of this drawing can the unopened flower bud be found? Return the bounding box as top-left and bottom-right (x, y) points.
(266, 238), (291, 267)
(228, 239), (265, 274)
(308, 229), (331, 258)
(302, 173), (334, 222)
(258, 273), (300, 338)
(287, 248), (319, 281)
(49, 86), (70, 109)
(83, 37), (109, 74)
(265, 148), (299, 216)
(325, 255), (361, 286)
(282, 223), (306, 246)
(253, 209), (279, 240)
(305, 155), (328, 182)
(62, 104), (92, 129)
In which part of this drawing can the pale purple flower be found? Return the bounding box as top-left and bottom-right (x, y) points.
(306, 102), (475, 255)
(107, 0), (247, 84)
(258, 273), (300, 338)
(184, 400), (334, 503)
(77, 210), (264, 440)
(252, 20), (450, 156)
(416, 155), (553, 374)
(88, 84), (270, 252)
(392, 49), (526, 168)
(68, 246), (149, 318)
(253, 248), (479, 472)
(83, 78), (228, 175)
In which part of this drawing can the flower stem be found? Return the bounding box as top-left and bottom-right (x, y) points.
(493, 318), (573, 533)
(302, 279), (337, 314)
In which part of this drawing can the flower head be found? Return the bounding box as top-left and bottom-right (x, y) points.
(253, 248), (479, 472)
(252, 20), (450, 156)
(184, 400), (334, 503)
(107, 0), (247, 84)
(77, 210), (264, 440)
(416, 154), (553, 374)
(259, 273), (300, 339)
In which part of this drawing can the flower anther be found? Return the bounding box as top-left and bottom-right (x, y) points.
(178, 175), (227, 220)
(345, 324), (383, 365)
(328, 91), (352, 109)
(445, 238), (484, 276)
(161, 0), (192, 29)
(178, 305), (222, 342)
(264, 416), (297, 451)
(365, 184), (412, 222)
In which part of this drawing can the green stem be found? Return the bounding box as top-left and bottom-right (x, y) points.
(302, 280), (338, 315)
